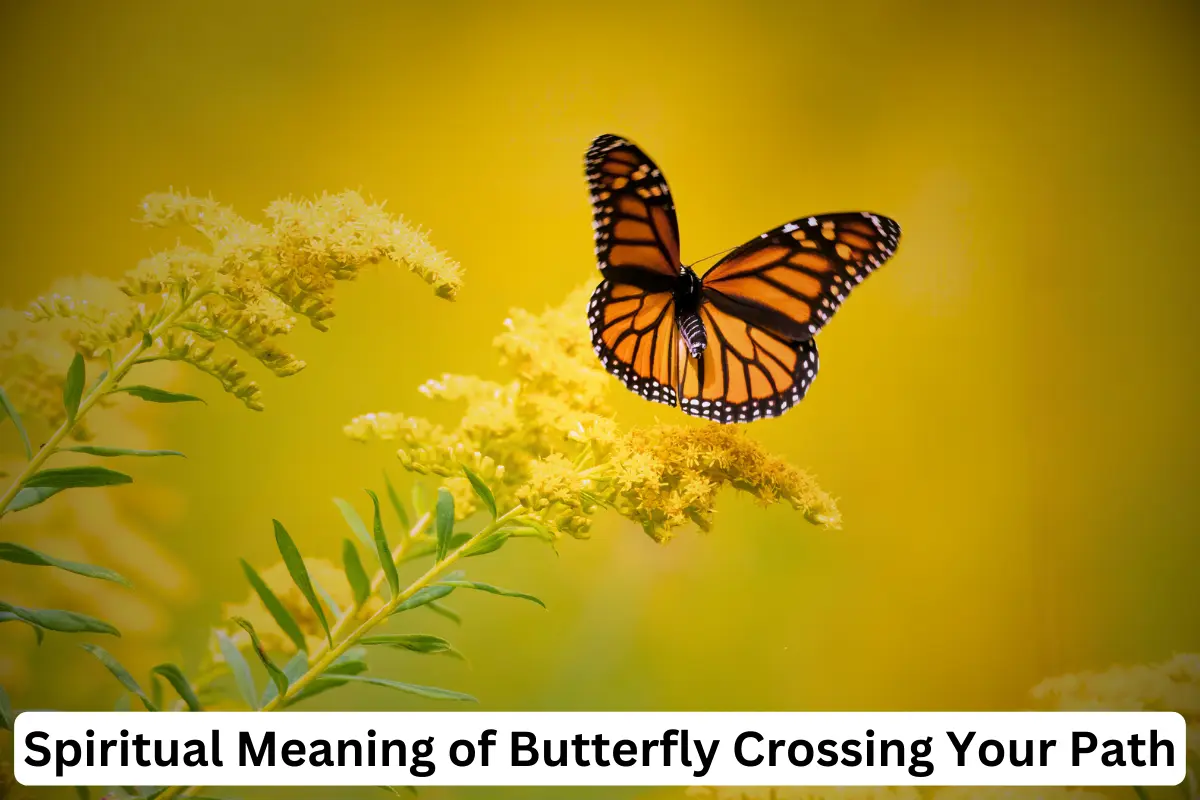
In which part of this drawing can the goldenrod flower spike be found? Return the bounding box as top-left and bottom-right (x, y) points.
(347, 285), (840, 542)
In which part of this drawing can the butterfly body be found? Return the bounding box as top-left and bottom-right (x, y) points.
(673, 265), (707, 358)
(585, 133), (900, 423)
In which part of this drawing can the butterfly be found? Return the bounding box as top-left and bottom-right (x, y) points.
(585, 133), (901, 423)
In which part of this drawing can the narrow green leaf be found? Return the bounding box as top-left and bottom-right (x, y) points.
(80, 644), (157, 711)
(0, 542), (131, 587)
(150, 664), (202, 711)
(312, 574), (342, 621)
(390, 584), (456, 615)
(330, 674), (477, 703)
(216, 630), (258, 709)
(6, 486), (62, 513)
(360, 634), (462, 659)
(0, 601), (120, 636)
(150, 670), (164, 710)
(0, 386), (33, 459)
(1, 611), (45, 643)
(62, 445), (184, 458)
(383, 471), (410, 529)
(25, 466), (132, 489)
(461, 464), (497, 519)
(112, 385), (205, 404)
(435, 487), (454, 562)
(332, 497), (373, 550)
(285, 648), (368, 706)
(113, 693), (132, 711)
(0, 684), (13, 730)
(366, 490), (399, 595)
(426, 601), (461, 625)
(434, 580), (546, 609)
(342, 539), (370, 609)
(175, 322), (223, 341)
(239, 559), (307, 654)
(63, 352), (86, 423)
(272, 519), (331, 646)
(233, 617), (289, 699)
(260, 651), (308, 706)
(74, 787), (90, 800)
(376, 787), (418, 797)
(411, 483), (428, 516)
(462, 530), (510, 558)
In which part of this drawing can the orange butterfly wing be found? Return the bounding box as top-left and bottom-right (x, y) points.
(588, 278), (681, 406)
(585, 134), (681, 277)
(700, 212), (901, 341)
(586, 134), (685, 408)
(677, 300), (819, 422)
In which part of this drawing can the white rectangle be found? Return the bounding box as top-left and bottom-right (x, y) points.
(14, 711), (1187, 787)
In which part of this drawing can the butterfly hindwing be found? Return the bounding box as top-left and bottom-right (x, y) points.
(700, 212), (901, 341)
(588, 278), (680, 409)
(585, 134), (681, 278)
(677, 299), (819, 423)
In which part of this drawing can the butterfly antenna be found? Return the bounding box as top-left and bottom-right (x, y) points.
(685, 244), (739, 269)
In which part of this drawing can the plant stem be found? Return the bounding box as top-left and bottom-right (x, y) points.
(0, 305), (189, 517)
(155, 505), (524, 800)
(1133, 787), (1151, 800)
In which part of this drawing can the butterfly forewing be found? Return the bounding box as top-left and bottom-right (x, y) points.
(585, 134), (681, 276)
(700, 212), (901, 341)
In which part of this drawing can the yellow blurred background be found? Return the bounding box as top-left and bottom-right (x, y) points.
(2, 1), (1198, 798)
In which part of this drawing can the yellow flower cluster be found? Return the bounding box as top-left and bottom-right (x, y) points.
(7, 190), (461, 420)
(1032, 652), (1200, 756)
(346, 285), (840, 542)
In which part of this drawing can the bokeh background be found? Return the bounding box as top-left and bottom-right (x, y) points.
(2, 1), (1198, 798)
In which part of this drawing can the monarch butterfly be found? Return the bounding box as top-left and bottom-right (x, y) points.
(585, 133), (901, 423)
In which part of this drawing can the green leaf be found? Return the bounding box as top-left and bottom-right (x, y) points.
(435, 487), (454, 562)
(411, 483), (428, 516)
(286, 648), (368, 706)
(383, 471), (410, 529)
(426, 601), (461, 625)
(74, 788), (90, 800)
(360, 634), (462, 659)
(175, 322), (223, 341)
(0, 386), (33, 460)
(0, 601), (120, 636)
(260, 651), (308, 707)
(112, 385), (205, 404)
(366, 490), (399, 595)
(342, 540), (370, 609)
(61, 445), (184, 458)
(434, 580), (546, 609)
(80, 644), (157, 711)
(332, 497), (373, 550)
(322, 674), (476, 703)
(0, 542), (132, 587)
(462, 530), (510, 558)
(1, 611), (44, 644)
(390, 584), (456, 615)
(216, 630), (258, 709)
(0, 684), (13, 730)
(376, 787), (418, 797)
(233, 617), (289, 699)
(312, 574), (343, 621)
(6, 486), (62, 513)
(63, 353), (85, 423)
(150, 664), (202, 711)
(113, 693), (132, 711)
(461, 464), (497, 519)
(25, 466), (132, 489)
(239, 559), (307, 654)
(272, 519), (331, 646)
